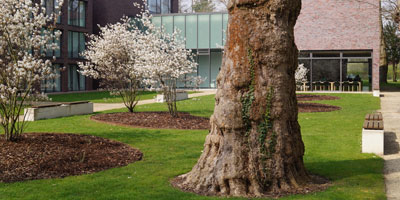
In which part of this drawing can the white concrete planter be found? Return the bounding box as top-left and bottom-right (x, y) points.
(362, 128), (384, 155)
(24, 101), (93, 121)
(373, 90), (380, 97)
(156, 92), (188, 103)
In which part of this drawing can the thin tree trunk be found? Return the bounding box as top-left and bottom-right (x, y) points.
(172, 0), (326, 197)
(380, 2), (388, 84)
(393, 62), (398, 82)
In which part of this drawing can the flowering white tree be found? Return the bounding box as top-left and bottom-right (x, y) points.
(143, 30), (197, 117)
(0, 0), (62, 141)
(79, 17), (148, 113)
(295, 63), (309, 91)
(295, 63), (309, 83)
(133, 5), (197, 117)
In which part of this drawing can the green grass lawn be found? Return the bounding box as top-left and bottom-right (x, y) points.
(47, 91), (158, 103)
(47, 91), (199, 103)
(0, 94), (384, 199)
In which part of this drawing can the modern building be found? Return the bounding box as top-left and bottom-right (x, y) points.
(41, 0), (178, 93)
(41, 0), (93, 93)
(295, 0), (381, 93)
(154, 0), (381, 92)
(152, 13), (229, 88)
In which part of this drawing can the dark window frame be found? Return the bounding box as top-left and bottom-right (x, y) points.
(68, 31), (85, 58)
(68, 0), (87, 27)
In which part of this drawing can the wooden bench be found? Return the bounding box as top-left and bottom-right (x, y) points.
(61, 101), (90, 105)
(362, 112), (384, 154)
(31, 103), (62, 109)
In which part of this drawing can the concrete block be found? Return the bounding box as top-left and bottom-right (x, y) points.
(156, 92), (188, 103)
(24, 102), (93, 121)
(373, 90), (380, 97)
(362, 128), (384, 155)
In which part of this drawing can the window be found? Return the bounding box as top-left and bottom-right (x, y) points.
(68, 65), (86, 91)
(44, 0), (61, 23)
(148, 0), (171, 14)
(45, 30), (61, 58)
(68, 31), (85, 58)
(41, 65), (62, 92)
(68, 0), (86, 27)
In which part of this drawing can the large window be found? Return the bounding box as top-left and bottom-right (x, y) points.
(148, 0), (171, 14)
(68, 31), (85, 58)
(298, 51), (373, 91)
(45, 30), (61, 58)
(44, 0), (61, 23)
(41, 65), (62, 93)
(68, 65), (86, 91)
(68, 0), (86, 27)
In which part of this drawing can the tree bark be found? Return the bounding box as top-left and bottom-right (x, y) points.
(394, 62), (398, 82)
(172, 0), (326, 197)
(380, 2), (388, 84)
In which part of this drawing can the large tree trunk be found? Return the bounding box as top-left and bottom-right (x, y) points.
(172, 0), (326, 198)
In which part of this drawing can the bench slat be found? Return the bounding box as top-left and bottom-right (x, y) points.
(365, 113), (383, 121)
(363, 120), (384, 130)
(363, 120), (369, 129)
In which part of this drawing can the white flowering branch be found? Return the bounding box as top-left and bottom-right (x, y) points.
(133, 4), (198, 117)
(0, 0), (63, 141)
(78, 17), (149, 112)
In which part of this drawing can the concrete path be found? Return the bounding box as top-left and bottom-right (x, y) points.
(93, 90), (216, 112)
(380, 92), (400, 200)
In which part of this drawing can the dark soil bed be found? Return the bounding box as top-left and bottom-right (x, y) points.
(298, 102), (341, 113)
(91, 112), (210, 130)
(0, 133), (142, 183)
(297, 94), (340, 101)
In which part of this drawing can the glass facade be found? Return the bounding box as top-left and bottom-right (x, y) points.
(210, 15), (223, 48)
(42, 29), (61, 58)
(198, 15), (210, 49)
(148, 0), (171, 14)
(298, 51), (372, 91)
(152, 13), (229, 88)
(41, 65), (62, 92)
(68, 0), (86, 27)
(185, 15), (198, 49)
(68, 31), (85, 58)
(46, 30), (61, 58)
(210, 51), (222, 88)
(68, 65), (86, 91)
(152, 13), (228, 49)
(198, 55), (210, 88)
(44, 0), (61, 23)
(162, 16), (174, 34)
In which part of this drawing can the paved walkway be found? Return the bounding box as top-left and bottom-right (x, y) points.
(93, 90), (216, 112)
(380, 92), (400, 200)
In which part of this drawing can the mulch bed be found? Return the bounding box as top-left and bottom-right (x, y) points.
(91, 102), (340, 130)
(297, 94), (340, 101)
(298, 102), (341, 113)
(91, 112), (210, 130)
(0, 133), (142, 183)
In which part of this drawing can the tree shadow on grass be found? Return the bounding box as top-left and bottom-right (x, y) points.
(306, 158), (384, 181)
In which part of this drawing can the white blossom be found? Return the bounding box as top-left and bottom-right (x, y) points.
(295, 63), (309, 83)
(0, 0), (63, 141)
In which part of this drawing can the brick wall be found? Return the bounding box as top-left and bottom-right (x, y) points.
(295, 0), (381, 90)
